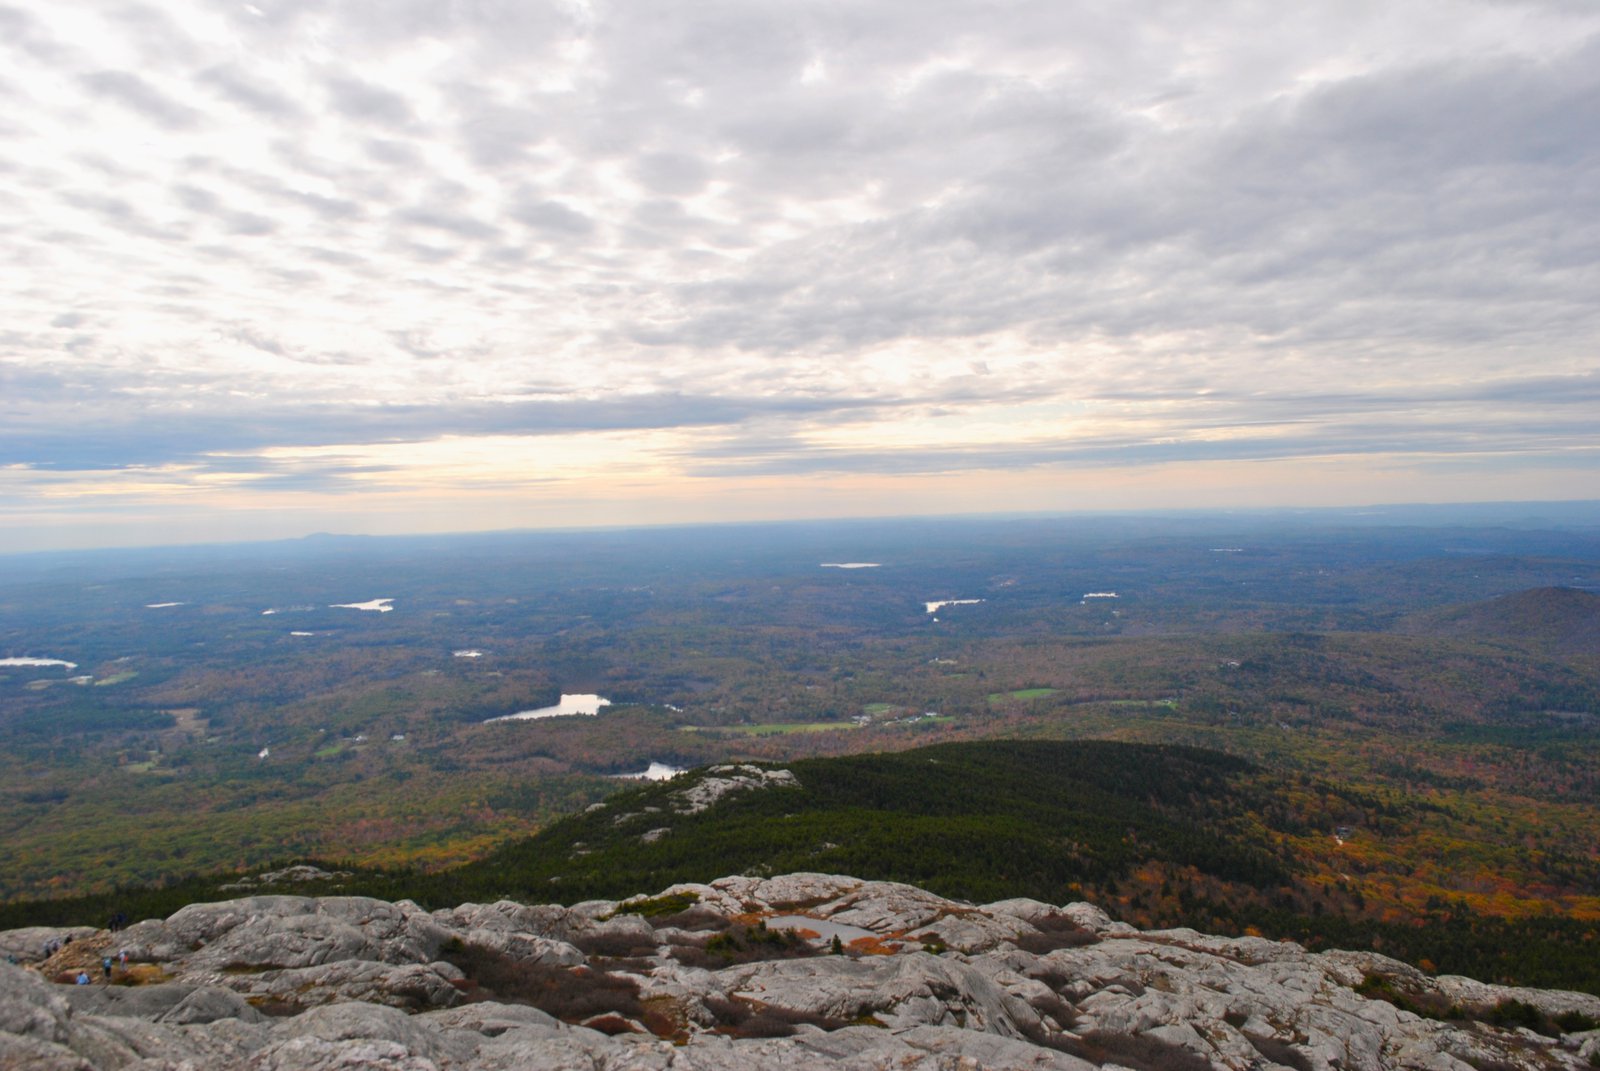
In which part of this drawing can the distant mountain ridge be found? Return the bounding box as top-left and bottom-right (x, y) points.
(1397, 585), (1600, 656)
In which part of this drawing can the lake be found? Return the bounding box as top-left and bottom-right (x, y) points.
(331, 598), (394, 612)
(924, 598), (983, 614)
(764, 915), (880, 943)
(613, 762), (685, 780)
(487, 694), (612, 722)
(0, 656), (78, 670)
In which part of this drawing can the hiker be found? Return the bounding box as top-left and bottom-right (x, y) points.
(75, 970), (90, 985)
(119, 949), (128, 968)
(102, 956), (113, 980)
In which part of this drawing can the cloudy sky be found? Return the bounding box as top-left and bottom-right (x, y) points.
(3, 0), (1598, 551)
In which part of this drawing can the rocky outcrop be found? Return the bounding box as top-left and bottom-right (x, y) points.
(669, 764), (801, 815)
(4, 872), (1599, 1070)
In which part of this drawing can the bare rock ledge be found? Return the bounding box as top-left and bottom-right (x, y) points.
(5, 872), (1599, 1070)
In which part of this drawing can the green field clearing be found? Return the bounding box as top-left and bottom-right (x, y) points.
(681, 721), (863, 737)
(987, 688), (1058, 701)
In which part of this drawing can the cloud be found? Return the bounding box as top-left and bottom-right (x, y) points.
(4, 0), (1600, 544)
(394, 204), (497, 241)
(198, 64), (303, 119)
(325, 75), (415, 129)
(508, 196), (595, 236)
(0, 4), (69, 63)
(79, 70), (202, 129)
(633, 152), (712, 196)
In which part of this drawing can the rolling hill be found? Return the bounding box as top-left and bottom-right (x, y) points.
(1397, 586), (1600, 657)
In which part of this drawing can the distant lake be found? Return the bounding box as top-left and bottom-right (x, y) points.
(925, 598), (983, 615)
(0, 656), (78, 670)
(331, 598), (394, 613)
(820, 562), (881, 569)
(487, 694), (612, 722)
(613, 762), (685, 780)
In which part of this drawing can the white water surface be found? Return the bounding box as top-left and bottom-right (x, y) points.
(0, 656), (79, 670)
(820, 562), (880, 569)
(765, 915), (880, 943)
(924, 598), (983, 614)
(613, 762), (686, 781)
(331, 598), (394, 612)
(488, 694), (612, 722)
(145, 602), (184, 609)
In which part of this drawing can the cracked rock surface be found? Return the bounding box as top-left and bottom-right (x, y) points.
(5, 872), (1599, 1070)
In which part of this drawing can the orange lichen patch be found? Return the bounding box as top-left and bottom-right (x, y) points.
(42, 932), (113, 976)
(788, 927), (821, 940)
(115, 963), (171, 986)
(846, 936), (899, 956)
(640, 995), (689, 1042)
(581, 1013), (645, 1036)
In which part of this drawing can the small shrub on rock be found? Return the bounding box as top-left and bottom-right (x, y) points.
(1484, 998), (1546, 1033)
(668, 922), (817, 968)
(653, 905), (730, 932)
(606, 892), (700, 919)
(1355, 973), (1463, 1021)
(1013, 914), (1100, 954)
(702, 995), (847, 1038)
(442, 942), (644, 1023)
(1556, 1011), (1600, 1034)
(1052, 1030), (1214, 1071)
(1244, 1033), (1313, 1071)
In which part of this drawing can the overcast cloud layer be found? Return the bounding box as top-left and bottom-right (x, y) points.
(3, 0), (1598, 549)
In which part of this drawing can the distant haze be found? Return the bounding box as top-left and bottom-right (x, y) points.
(3, 2), (1598, 552)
